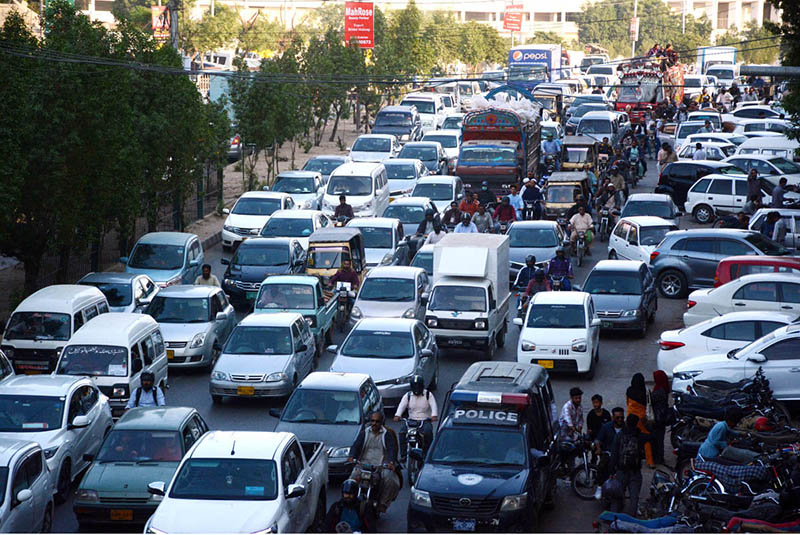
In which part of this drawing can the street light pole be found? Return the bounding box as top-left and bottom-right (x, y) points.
(631, 0), (638, 58)
(682, 0), (686, 34)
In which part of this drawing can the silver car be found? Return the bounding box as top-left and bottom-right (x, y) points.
(350, 266), (429, 326)
(328, 318), (438, 408)
(0, 438), (54, 532)
(144, 286), (236, 369)
(77, 272), (159, 313)
(210, 312), (316, 403)
(508, 221), (566, 285)
(271, 171), (326, 210)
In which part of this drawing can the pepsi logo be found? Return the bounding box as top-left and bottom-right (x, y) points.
(512, 50), (523, 61)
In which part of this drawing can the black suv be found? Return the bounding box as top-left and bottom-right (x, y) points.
(657, 161), (745, 206)
(371, 105), (422, 144)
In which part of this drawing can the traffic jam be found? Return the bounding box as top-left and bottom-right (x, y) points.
(2, 48), (800, 534)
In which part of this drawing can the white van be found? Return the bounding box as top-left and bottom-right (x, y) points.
(400, 92), (446, 132)
(55, 313), (168, 417)
(735, 136), (800, 161)
(322, 162), (390, 219)
(1, 285), (109, 374)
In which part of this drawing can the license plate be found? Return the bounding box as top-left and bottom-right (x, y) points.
(246, 291), (257, 301)
(237, 386), (255, 396)
(602, 321), (612, 328)
(167, 350), (174, 360)
(449, 338), (463, 345)
(453, 519), (476, 532)
(110, 509), (133, 521)
(537, 360), (554, 369)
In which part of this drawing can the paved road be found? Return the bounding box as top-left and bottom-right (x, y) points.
(54, 162), (696, 533)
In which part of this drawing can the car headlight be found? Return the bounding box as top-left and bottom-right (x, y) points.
(402, 308), (416, 318)
(351, 306), (362, 319)
(223, 225), (235, 232)
(521, 341), (536, 351)
(674, 371), (703, 381)
(211, 370), (229, 381)
(328, 446), (351, 458)
(43, 445), (59, 459)
(426, 318), (438, 327)
(189, 332), (207, 349)
(165, 275), (182, 287)
(500, 493), (528, 511)
(265, 372), (287, 383)
(251, 523), (278, 534)
(224, 278), (234, 287)
(571, 340), (587, 352)
(1, 346), (13, 359)
(474, 319), (487, 329)
(112, 386), (128, 398)
(411, 488), (431, 508)
(401, 134), (410, 141)
(304, 315), (316, 327)
(621, 309), (640, 317)
(76, 489), (99, 503)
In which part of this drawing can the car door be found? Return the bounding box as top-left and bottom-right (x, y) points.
(718, 238), (757, 263)
(730, 280), (782, 315)
(214, 291), (235, 342)
(7, 452), (35, 532)
(779, 282), (800, 315)
(298, 319), (315, 375)
(147, 329), (168, 385)
(66, 386), (95, 471)
(702, 320), (759, 353)
(609, 220), (629, 259)
(757, 336), (800, 400)
(666, 163), (698, 200)
(280, 441), (306, 532)
(706, 178), (733, 213)
(415, 273), (429, 318)
(679, 238), (718, 287)
(627, 224), (643, 262)
(733, 180), (748, 211)
(641, 266), (656, 315)
(587, 298), (600, 349)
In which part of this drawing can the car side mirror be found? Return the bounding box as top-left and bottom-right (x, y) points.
(14, 489), (32, 506)
(83, 453), (95, 463)
(420, 292), (429, 306)
(70, 415), (90, 429)
(573, 284), (582, 292)
(189, 259), (199, 267)
(220, 258), (230, 265)
(120, 256), (129, 264)
(420, 349), (433, 360)
(296, 344), (308, 353)
(269, 408), (282, 418)
(222, 208), (230, 215)
(748, 353), (766, 363)
(409, 448), (424, 463)
(326, 345), (338, 353)
(137, 296), (153, 307)
(147, 481), (166, 496)
(591, 318), (601, 327)
(286, 484), (306, 499)
(215, 312), (227, 322)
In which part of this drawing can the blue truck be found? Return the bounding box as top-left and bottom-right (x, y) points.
(507, 44), (562, 90)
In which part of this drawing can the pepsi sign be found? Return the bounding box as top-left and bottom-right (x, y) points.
(510, 50), (550, 63)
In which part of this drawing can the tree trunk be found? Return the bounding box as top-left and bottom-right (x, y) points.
(291, 137), (297, 169)
(354, 96), (361, 134)
(56, 244), (71, 284)
(329, 106), (342, 142)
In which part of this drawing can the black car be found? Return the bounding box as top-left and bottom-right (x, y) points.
(656, 161), (745, 206)
(221, 237), (306, 308)
(371, 105), (422, 144)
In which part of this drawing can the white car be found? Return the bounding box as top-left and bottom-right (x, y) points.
(351, 266), (429, 324)
(411, 175), (465, 213)
(672, 323), (800, 400)
(271, 171), (325, 210)
(422, 129), (461, 173)
(608, 216), (678, 264)
(0, 438), (54, 532)
(346, 217), (406, 267)
(722, 105), (782, 124)
(684, 173), (799, 224)
(686, 132), (748, 147)
(384, 158), (429, 200)
(683, 74), (715, 99)
(222, 192), (295, 250)
(657, 311), (795, 377)
(724, 155), (800, 187)
(0, 375), (113, 502)
(684, 272), (800, 327)
(0, 350), (13, 386)
(259, 209), (331, 250)
(673, 121), (708, 152)
(382, 196), (437, 237)
(732, 119), (792, 138)
(677, 141), (736, 161)
(513, 291), (601, 378)
(349, 134), (401, 162)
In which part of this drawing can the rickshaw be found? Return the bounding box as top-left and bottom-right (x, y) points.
(306, 227), (367, 288)
(561, 135), (599, 173)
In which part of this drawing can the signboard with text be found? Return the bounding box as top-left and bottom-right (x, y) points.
(630, 17), (639, 42)
(152, 6), (170, 42)
(344, 1), (374, 49)
(503, 4), (523, 32)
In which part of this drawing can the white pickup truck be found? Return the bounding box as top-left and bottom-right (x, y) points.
(144, 430), (328, 534)
(424, 233), (510, 358)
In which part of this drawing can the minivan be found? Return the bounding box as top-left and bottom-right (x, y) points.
(55, 313), (169, 417)
(400, 93), (446, 132)
(1, 285), (109, 373)
(322, 162), (390, 219)
(576, 111), (620, 144)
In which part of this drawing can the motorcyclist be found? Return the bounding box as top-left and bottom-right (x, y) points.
(597, 137), (614, 158)
(542, 133), (561, 171)
(513, 255), (538, 291)
(569, 204), (594, 256)
(546, 247), (574, 291)
(441, 201), (461, 228)
(477, 181), (496, 207)
(492, 196), (516, 232)
(335, 195), (355, 220)
(325, 479), (377, 533)
(348, 411), (401, 514)
(608, 164), (626, 200)
(453, 212), (478, 233)
(330, 259), (360, 292)
(393, 375), (438, 460)
(508, 185), (524, 220)
(126, 370), (165, 409)
(566, 194), (592, 220)
(521, 178), (544, 220)
(471, 204), (494, 233)
(415, 208), (441, 237)
(523, 268), (551, 297)
(624, 139), (646, 177)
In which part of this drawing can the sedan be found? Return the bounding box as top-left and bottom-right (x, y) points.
(382, 197), (438, 237)
(657, 311), (795, 378)
(508, 221), (565, 286)
(421, 130), (461, 173)
(684, 272), (800, 327)
(78, 272), (159, 313)
(724, 155), (800, 186)
(351, 266), (429, 325)
(620, 193), (682, 228)
(328, 318), (438, 408)
(144, 286), (236, 369)
(398, 142), (448, 175)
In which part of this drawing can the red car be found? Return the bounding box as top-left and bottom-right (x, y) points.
(714, 255), (800, 287)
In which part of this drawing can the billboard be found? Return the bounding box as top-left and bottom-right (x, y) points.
(503, 4), (523, 32)
(344, 1), (374, 49)
(152, 6), (170, 42)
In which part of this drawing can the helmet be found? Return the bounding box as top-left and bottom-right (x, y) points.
(754, 417), (776, 432)
(342, 479), (358, 496)
(525, 255), (536, 266)
(461, 213), (470, 222)
(141, 370), (155, 383)
(502, 196), (510, 204)
(410, 374), (424, 396)
(481, 181), (489, 187)
(534, 268), (545, 281)
(425, 208), (435, 217)
(607, 183), (616, 190)
(556, 246), (565, 256)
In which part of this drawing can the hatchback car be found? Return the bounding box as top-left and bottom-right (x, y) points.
(411, 175), (465, 213)
(271, 171), (325, 210)
(349, 134), (401, 162)
(301, 155), (350, 183)
(715, 255), (800, 287)
(78, 272), (159, 313)
(651, 229), (789, 298)
(657, 161), (745, 207)
(221, 192), (294, 250)
(351, 266), (429, 325)
(122, 232), (204, 288)
(657, 311), (795, 378)
(259, 209), (330, 250)
(328, 318), (438, 408)
(144, 286), (235, 369)
(685, 174), (800, 224)
(210, 312), (316, 402)
(677, 142), (736, 161)
(346, 217), (408, 267)
(382, 196), (438, 237)
(507, 221), (565, 284)
(421, 130), (461, 173)
(398, 142), (448, 175)
(0, 438), (54, 532)
(579, 260), (657, 337)
(608, 216), (678, 264)
(384, 158), (429, 200)
(620, 193), (682, 227)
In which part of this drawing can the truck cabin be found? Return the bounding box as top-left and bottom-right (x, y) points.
(427, 278), (494, 317)
(255, 277), (320, 311)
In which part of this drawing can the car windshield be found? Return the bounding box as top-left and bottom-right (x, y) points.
(459, 146), (517, 165)
(260, 218), (313, 238)
(640, 226), (677, 246)
(423, 135), (458, 149)
(303, 158), (343, 176)
(0, 395), (64, 432)
(413, 183), (452, 200)
(727, 135), (748, 146)
(565, 148), (590, 163)
(170, 458), (278, 500)
(129, 243), (184, 270)
(584, 272), (642, 295)
(232, 244), (289, 266)
(411, 251), (432, 275)
(429, 286), (485, 312)
(341, 330), (414, 358)
(353, 138), (391, 152)
(57, 345), (128, 377)
(578, 119), (611, 134)
(399, 146), (437, 161)
(545, 185), (577, 203)
(677, 123), (705, 139)
(307, 247), (347, 270)
(745, 234), (789, 256)
(685, 78), (702, 87)
(509, 65), (548, 82)
(4, 312), (71, 341)
(97, 430), (182, 462)
(359, 277), (415, 302)
(403, 100), (434, 114)
(509, 227), (558, 248)
(354, 227), (393, 249)
(232, 198), (281, 216)
(375, 113), (412, 127)
(442, 117), (462, 130)
(327, 176), (372, 196)
(383, 205), (425, 224)
(224, 326), (292, 354)
(385, 164), (417, 180)
(692, 115), (721, 128)
(527, 304), (586, 328)
(573, 105), (602, 118)
(273, 178), (316, 194)
(79, 281), (131, 307)
(622, 201), (674, 219)
(542, 126), (559, 139)
(707, 68), (733, 80)
(769, 157), (800, 174)
(431, 428), (526, 466)
(256, 284), (314, 310)
(458, 83), (474, 96)
(282, 389), (361, 425)
(618, 83), (660, 103)
(146, 296), (210, 323)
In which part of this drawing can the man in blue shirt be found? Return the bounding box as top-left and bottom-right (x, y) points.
(508, 184), (524, 220)
(697, 408), (758, 463)
(126, 371), (166, 409)
(546, 247), (574, 290)
(542, 134), (561, 171)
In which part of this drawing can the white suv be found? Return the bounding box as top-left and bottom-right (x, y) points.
(513, 291), (601, 378)
(684, 173), (791, 224)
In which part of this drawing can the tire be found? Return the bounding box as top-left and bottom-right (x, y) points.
(583, 354), (596, 380)
(41, 503), (53, 533)
(429, 362), (439, 391)
(407, 458), (420, 487)
(774, 401), (793, 427)
(648, 305), (656, 324)
(311, 492), (326, 533)
(684, 476), (724, 498)
(657, 270), (688, 299)
(570, 462), (600, 500)
(206, 344), (221, 371)
(637, 316), (648, 338)
(487, 337), (496, 360)
(693, 204), (714, 224)
(211, 394), (223, 404)
(608, 250), (618, 260)
(55, 460), (71, 504)
(577, 248), (584, 267)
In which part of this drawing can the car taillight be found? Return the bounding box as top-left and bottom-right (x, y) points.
(650, 251), (660, 263)
(659, 340), (685, 351)
(687, 300), (696, 309)
(232, 135), (241, 146)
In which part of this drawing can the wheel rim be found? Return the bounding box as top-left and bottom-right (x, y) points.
(696, 207), (711, 222)
(660, 274), (682, 297)
(573, 466), (598, 498)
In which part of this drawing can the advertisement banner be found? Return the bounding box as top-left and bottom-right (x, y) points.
(344, 1), (374, 49)
(629, 16), (639, 42)
(152, 6), (170, 42)
(503, 4), (523, 32)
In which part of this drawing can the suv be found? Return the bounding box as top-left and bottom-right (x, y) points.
(657, 161), (744, 207)
(372, 105), (422, 144)
(650, 229), (789, 298)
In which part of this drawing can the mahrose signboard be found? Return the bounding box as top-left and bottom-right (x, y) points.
(344, 1), (374, 48)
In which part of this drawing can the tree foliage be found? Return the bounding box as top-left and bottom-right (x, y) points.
(770, 0), (798, 138)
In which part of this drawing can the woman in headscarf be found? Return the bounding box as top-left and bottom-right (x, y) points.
(650, 371), (671, 465)
(626, 373), (654, 467)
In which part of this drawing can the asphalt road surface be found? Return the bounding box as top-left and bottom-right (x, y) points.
(54, 162), (697, 533)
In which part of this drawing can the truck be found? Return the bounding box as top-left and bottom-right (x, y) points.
(615, 59), (684, 123)
(697, 46), (737, 74)
(424, 234), (510, 358)
(455, 107), (541, 197)
(508, 44), (562, 90)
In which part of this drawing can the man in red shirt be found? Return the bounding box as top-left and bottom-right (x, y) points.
(329, 259), (360, 291)
(459, 192), (480, 216)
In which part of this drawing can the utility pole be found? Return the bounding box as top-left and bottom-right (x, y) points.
(168, 0), (179, 52)
(211, 0), (215, 16)
(631, 0), (638, 58)
(681, 0), (686, 33)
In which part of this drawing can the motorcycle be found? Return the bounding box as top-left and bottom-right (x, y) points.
(353, 462), (384, 516)
(523, 199), (543, 221)
(597, 209), (613, 242)
(334, 215), (351, 227)
(401, 419), (426, 486)
(334, 281), (355, 332)
(550, 275), (567, 291)
(498, 219), (512, 234)
(574, 231), (587, 267)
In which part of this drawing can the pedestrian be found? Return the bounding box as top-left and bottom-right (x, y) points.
(626, 372), (654, 467)
(586, 394), (612, 442)
(560, 387), (584, 441)
(594, 406), (625, 495)
(692, 142), (707, 160)
(649, 370), (671, 466)
(772, 177), (789, 208)
(760, 211), (781, 239)
(126, 371), (166, 409)
(194, 264), (220, 286)
(657, 143), (677, 174)
(747, 169), (761, 202)
(609, 414), (646, 516)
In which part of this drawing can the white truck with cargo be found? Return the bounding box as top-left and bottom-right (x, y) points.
(423, 234), (510, 358)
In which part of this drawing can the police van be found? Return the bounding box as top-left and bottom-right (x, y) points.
(407, 361), (558, 533)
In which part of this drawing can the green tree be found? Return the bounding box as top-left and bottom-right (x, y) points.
(769, 0), (797, 137)
(181, 3), (239, 61)
(526, 31), (565, 46)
